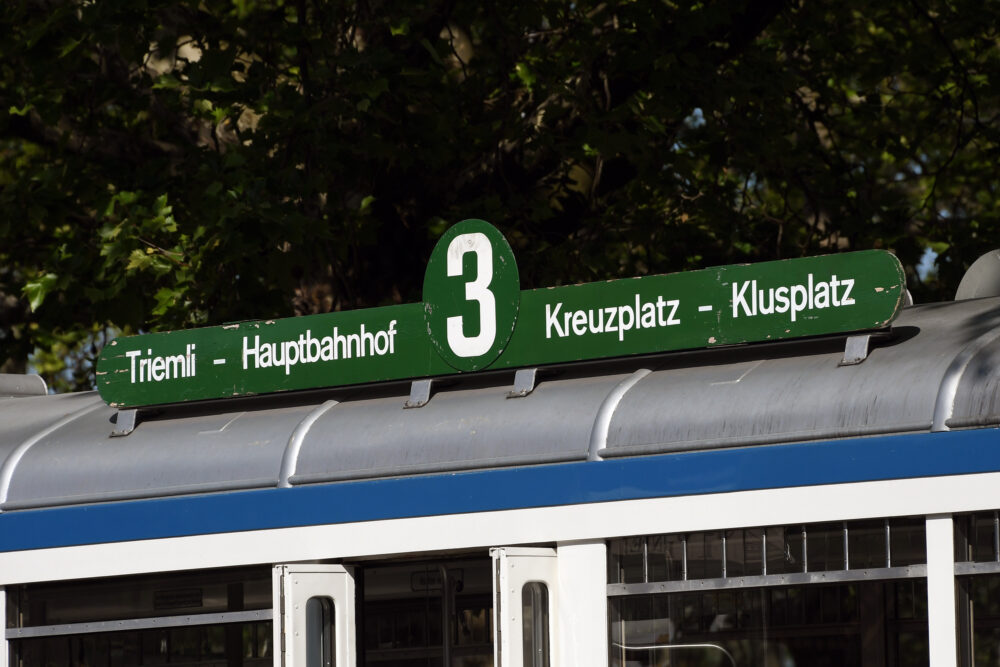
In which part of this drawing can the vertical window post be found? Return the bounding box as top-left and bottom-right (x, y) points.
(993, 511), (999, 562)
(802, 526), (808, 573)
(0, 585), (6, 667)
(681, 536), (688, 581)
(926, 514), (958, 667)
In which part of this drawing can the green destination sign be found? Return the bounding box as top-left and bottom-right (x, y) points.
(96, 219), (906, 408)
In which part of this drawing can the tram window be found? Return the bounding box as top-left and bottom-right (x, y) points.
(609, 581), (928, 667)
(13, 622), (273, 667)
(609, 517), (926, 585)
(685, 531), (723, 580)
(957, 573), (1000, 665)
(891, 516), (927, 567)
(646, 534), (684, 582)
(9, 566), (271, 626)
(765, 525), (803, 575)
(608, 537), (646, 584)
(725, 528), (763, 578)
(955, 511), (1000, 563)
(521, 582), (549, 667)
(848, 519), (886, 569)
(360, 559), (493, 667)
(306, 597), (335, 667)
(609, 518), (929, 666)
(807, 522), (845, 571)
(891, 580), (930, 666)
(8, 567), (272, 667)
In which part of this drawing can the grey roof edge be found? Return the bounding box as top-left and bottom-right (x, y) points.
(598, 421), (933, 458)
(0, 476), (278, 512)
(947, 415), (1000, 429)
(287, 449), (582, 486)
(0, 400), (105, 505)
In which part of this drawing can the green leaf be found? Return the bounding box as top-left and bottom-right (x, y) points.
(59, 38), (83, 58)
(23, 273), (58, 311)
(513, 62), (536, 88)
(126, 249), (154, 272)
(152, 288), (182, 317)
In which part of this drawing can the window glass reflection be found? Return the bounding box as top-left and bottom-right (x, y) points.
(609, 581), (927, 667)
(958, 573), (1000, 665)
(521, 582), (549, 667)
(14, 622), (272, 667)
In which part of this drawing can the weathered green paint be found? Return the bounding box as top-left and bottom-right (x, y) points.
(499, 249), (906, 368)
(96, 221), (906, 408)
(97, 303), (452, 408)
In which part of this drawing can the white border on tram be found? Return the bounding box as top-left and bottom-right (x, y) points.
(2, 470), (999, 584)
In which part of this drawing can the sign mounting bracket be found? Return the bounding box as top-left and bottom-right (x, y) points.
(110, 409), (139, 437)
(840, 333), (874, 365)
(506, 368), (539, 398)
(839, 330), (894, 366)
(404, 379), (434, 409)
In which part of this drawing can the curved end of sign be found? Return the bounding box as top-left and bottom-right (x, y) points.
(856, 249), (908, 327)
(886, 250), (909, 325)
(95, 366), (116, 407)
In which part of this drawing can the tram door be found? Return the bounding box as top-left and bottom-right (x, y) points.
(273, 564), (356, 667)
(358, 559), (494, 666)
(491, 548), (558, 667)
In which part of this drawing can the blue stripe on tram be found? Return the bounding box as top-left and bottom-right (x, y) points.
(0, 427), (998, 552)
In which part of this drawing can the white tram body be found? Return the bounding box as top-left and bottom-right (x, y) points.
(1, 295), (1000, 666)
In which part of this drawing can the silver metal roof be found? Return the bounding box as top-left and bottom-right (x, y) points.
(1, 297), (999, 511)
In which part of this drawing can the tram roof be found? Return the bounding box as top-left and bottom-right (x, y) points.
(1, 296), (999, 512)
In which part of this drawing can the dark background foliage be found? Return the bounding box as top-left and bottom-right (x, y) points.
(2, 0), (998, 390)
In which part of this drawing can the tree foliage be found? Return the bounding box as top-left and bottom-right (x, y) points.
(2, 0), (999, 390)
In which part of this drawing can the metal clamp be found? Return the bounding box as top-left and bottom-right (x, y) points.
(839, 334), (873, 366)
(404, 379), (434, 408)
(839, 330), (899, 366)
(506, 368), (539, 398)
(110, 409), (139, 437)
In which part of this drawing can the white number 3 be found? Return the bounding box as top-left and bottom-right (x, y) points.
(446, 232), (496, 357)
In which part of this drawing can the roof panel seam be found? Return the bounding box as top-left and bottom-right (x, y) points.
(932, 326), (1000, 432)
(279, 400), (339, 488)
(588, 369), (651, 461)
